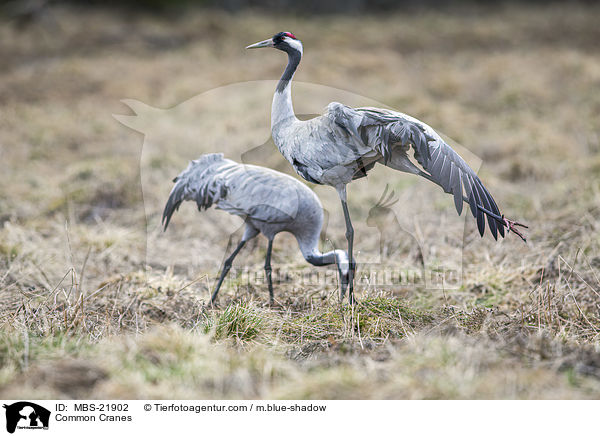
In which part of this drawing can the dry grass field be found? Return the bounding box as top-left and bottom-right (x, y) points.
(1, 3), (600, 399)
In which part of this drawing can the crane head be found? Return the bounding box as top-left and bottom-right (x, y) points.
(246, 32), (303, 55)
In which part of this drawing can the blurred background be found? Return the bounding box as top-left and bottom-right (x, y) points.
(1, 0), (600, 399)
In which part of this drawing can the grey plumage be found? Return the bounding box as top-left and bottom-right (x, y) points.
(163, 153), (301, 232)
(162, 153), (350, 304)
(247, 31), (527, 303)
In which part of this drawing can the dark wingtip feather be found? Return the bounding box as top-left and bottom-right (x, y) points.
(490, 221), (498, 240)
(498, 221), (505, 238)
(162, 182), (185, 232)
(453, 190), (463, 216)
(452, 167), (463, 216)
(469, 181), (486, 236)
(467, 193), (477, 219)
(161, 198), (181, 231)
(474, 178), (501, 240)
(479, 189), (498, 239)
(476, 210), (485, 236)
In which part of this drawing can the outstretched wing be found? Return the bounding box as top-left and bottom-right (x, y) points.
(327, 102), (505, 240)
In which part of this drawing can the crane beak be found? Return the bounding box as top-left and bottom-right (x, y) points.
(246, 38), (274, 49)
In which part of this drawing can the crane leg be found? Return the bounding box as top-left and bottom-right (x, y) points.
(337, 186), (356, 304)
(264, 238), (274, 304)
(211, 239), (246, 304)
(211, 223), (260, 305)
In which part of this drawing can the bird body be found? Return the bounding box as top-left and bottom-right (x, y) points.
(162, 153), (350, 303)
(247, 31), (527, 303)
(272, 104), (376, 187)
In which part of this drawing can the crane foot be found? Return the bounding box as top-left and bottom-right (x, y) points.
(502, 216), (528, 243)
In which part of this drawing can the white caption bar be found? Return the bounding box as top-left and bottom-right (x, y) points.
(1, 400), (597, 436)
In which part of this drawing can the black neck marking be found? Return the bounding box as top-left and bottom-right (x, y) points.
(276, 48), (301, 93)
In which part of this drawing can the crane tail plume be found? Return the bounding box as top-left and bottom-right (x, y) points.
(161, 153), (229, 231)
(162, 183), (185, 231)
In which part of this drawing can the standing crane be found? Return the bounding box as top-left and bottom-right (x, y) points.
(162, 153), (350, 304)
(246, 31), (527, 303)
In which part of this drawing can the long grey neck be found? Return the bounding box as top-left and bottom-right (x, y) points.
(309, 249), (350, 275)
(271, 49), (301, 130)
(299, 235), (350, 275)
